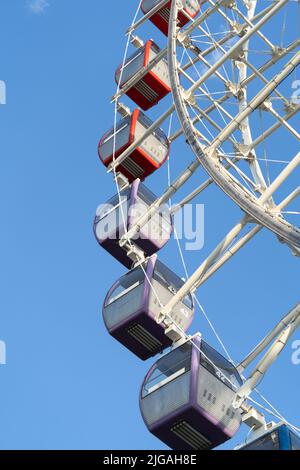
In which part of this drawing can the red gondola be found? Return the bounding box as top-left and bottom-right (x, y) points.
(115, 40), (171, 111)
(98, 109), (170, 183)
(141, 0), (201, 36)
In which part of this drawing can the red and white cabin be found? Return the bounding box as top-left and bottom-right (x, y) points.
(98, 109), (170, 183)
(115, 40), (171, 111)
(141, 0), (201, 36)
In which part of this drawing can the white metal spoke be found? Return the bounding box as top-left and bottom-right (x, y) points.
(168, 0), (300, 248)
(98, 0), (300, 447)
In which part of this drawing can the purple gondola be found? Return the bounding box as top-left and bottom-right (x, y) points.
(102, 255), (195, 360)
(94, 179), (172, 269)
(140, 334), (242, 449)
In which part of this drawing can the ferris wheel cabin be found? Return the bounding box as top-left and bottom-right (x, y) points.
(98, 109), (169, 183)
(94, 179), (172, 269)
(115, 40), (171, 111)
(102, 255), (195, 360)
(140, 335), (242, 449)
(141, 0), (201, 36)
(237, 423), (300, 451)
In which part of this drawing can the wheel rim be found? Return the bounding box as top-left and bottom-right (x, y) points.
(167, 0), (300, 250)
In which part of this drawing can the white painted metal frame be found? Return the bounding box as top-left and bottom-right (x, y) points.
(234, 302), (300, 408)
(105, 0), (300, 433)
(167, 0), (300, 250)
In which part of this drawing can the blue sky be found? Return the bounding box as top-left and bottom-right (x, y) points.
(0, 0), (299, 450)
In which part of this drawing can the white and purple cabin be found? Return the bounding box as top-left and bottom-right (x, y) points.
(237, 423), (300, 451)
(102, 255), (195, 360)
(94, 179), (172, 269)
(140, 334), (242, 449)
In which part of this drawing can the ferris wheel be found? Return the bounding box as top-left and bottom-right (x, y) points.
(94, 0), (300, 450)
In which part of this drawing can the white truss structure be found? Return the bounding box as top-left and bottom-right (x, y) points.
(106, 0), (300, 440)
